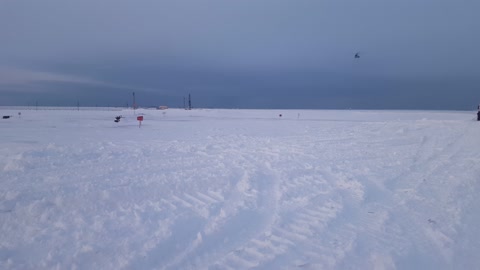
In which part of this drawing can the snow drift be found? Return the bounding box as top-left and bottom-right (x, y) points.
(1, 108), (479, 269)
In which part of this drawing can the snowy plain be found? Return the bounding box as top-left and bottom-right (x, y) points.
(1, 107), (480, 270)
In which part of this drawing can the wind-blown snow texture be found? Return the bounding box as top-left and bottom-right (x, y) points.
(1, 108), (480, 269)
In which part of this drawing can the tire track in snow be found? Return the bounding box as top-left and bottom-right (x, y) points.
(162, 167), (280, 270)
(216, 200), (345, 270)
(213, 142), (356, 269)
(128, 137), (281, 270)
(358, 121), (476, 268)
(269, 120), (474, 269)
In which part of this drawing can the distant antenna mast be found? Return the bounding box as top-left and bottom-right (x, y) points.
(188, 94), (192, 110)
(133, 92), (136, 114)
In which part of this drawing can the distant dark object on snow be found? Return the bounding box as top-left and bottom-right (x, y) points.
(114, 115), (123, 123)
(354, 52), (360, 59)
(3, 116), (11, 119)
(477, 111), (480, 121)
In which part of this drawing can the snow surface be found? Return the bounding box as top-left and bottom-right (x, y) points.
(1, 108), (480, 270)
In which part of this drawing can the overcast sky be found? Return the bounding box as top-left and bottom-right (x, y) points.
(1, 0), (479, 109)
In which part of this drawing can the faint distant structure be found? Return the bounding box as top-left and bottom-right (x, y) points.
(133, 92), (136, 114)
(183, 97), (186, 110)
(354, 52), (360, 59)
(188, 94), (192, 110)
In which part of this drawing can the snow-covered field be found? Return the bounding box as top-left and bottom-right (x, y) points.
(1, 108), (480, 269)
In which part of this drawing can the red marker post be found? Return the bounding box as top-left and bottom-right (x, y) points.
(137, 115), (144, 128)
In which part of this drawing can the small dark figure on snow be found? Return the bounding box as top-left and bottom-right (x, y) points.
(477, 111), (480, 121)
(114, 115), (122, 123)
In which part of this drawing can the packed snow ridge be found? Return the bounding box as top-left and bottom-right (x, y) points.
(1, 108), (480, 269)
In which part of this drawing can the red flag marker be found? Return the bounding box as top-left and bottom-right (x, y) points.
(137, 116), (143, 128)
